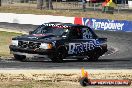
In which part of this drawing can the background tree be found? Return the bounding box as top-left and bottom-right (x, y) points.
(37, 0), (43, 9)
(46, 0), (53, 9)
(20, 0), (29, 3)
(0, 0), (1, 6)
(37, 0), (53, 10)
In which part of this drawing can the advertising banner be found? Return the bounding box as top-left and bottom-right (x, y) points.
(74, 17), (132, 32)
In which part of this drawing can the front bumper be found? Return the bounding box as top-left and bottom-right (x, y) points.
(9, 45), (56, 58)
(11, 51), (50, 58)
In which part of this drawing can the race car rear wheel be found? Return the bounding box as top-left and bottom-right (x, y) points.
(88, 56), (99, 61)
(88, 49), (100, 61)
(13, 54), (26, 61)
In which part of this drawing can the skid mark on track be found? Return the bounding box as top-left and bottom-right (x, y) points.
(103, 46), (118, 56)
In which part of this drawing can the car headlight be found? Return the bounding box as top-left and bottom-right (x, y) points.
(40, 43), (52, 49)
(11, 40), (18, 46)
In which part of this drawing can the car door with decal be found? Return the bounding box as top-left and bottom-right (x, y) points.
(67, 26), (82, 55)
(68, 26), (99, 56)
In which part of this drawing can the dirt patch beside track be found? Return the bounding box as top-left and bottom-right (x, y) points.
(0, 70), (132, 82)
(0, 70), (132, 88)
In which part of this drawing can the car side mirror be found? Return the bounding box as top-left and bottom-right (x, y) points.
(29, 31), (33, 35)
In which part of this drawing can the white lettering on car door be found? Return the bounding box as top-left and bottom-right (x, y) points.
(68, 39), (100, 54)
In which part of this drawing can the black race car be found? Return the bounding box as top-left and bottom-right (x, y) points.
(9, 22), (107, 62)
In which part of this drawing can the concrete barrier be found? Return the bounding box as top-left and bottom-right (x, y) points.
(0, 13), (74, 25)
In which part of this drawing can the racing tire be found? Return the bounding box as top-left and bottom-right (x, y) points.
(88, 52), (100, 61)
(50, 57), (63, 63)
(51, 47), (66, 63)
(80, 77), (89, 87)
(13, 54), (27, 61)
(77, 58), (84, 61)
(88, 48), (101, 61)
(88, 56), (99, 61)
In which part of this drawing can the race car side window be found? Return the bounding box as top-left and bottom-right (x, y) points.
(82, 27), (93, 39)
(68, 27), (82, 39)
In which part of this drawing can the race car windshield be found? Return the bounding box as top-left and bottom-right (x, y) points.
(32, 25), (69, 36)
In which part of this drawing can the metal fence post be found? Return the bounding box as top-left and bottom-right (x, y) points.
(82, 0), (86, 12)
(94, 3), (96, 11)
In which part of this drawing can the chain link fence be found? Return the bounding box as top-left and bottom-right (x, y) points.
(1, 0), (130, 12)
(1, 0), (104, 10)
(1, 0), (36, 8)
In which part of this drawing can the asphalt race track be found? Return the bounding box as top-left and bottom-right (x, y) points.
(0, 23), (132, 70)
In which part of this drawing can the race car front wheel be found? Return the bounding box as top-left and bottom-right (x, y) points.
(13, 54), (27, 61)
(51, 47), (66, 63)
(50, 57), (63, 63)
